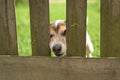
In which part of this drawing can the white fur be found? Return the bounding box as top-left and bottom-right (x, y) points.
(86, 32), (94, 57)
(49, 36), (67, 55)
(54, 20), (64, 27)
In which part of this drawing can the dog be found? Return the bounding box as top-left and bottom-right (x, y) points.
(49, 20), (94, 57)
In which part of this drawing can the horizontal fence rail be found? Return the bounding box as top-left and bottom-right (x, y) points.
(0, 56), (120, 80)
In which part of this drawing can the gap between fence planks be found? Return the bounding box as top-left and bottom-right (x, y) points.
(0, 56), (120, 80)
(0, 0), (18, 55)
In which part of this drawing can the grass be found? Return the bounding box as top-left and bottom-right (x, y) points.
(87, 0), (100, 57)
(16, 4), (31, 56)
(16, 0), (100, 57)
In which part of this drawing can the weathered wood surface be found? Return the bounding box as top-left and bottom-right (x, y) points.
(0, 56), (120, 80)
(29, 0), (50, 56)
(66, 0), (87, 56)
(101, 0), (120, 57)
(0, 0), (18, 55)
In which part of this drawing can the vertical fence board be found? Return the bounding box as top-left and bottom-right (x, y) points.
(29, 0), (50, 56)
(66, 0), (87, 56)
(101, 0), (120, 57)
(0, 0), (18, 55)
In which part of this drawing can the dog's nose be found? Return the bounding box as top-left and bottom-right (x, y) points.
(53, 44), (62, 54)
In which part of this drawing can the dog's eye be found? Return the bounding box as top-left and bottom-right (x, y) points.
(50, 34), (54, 38)
(61, 30), (66, 36)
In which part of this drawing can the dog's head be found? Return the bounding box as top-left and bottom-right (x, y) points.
(49, 20), (67, 57)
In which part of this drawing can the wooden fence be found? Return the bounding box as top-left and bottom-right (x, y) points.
(0, 0), (120, 80)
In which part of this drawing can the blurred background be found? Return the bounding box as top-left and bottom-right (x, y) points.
(15, 0), (100, 57)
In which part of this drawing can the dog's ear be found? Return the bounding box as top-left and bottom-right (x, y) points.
(62, 29), (66, 36)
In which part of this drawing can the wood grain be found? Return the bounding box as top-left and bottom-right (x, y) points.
(0, 56), (120, 80)
(66, 0), (87, 56)
(101, 0), (120, 57)
(0, 0), (18, 55)
(29, 0), (50, 56)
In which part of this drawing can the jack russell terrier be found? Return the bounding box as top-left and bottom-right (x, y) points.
(49, 20), (94, 57)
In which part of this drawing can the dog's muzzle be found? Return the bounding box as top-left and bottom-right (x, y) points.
(52, 44), (63, 56)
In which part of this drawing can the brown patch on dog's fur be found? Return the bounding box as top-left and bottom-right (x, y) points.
(50, 27), (56, 34)
(58, 25), (66, 33)
(50, 21), (66, 33)
(49, 25), (66, 44)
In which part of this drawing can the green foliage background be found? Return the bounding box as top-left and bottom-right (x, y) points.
(16, 0), (100, 57)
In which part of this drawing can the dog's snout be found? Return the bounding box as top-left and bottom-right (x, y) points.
(53, 44), (62, 53)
